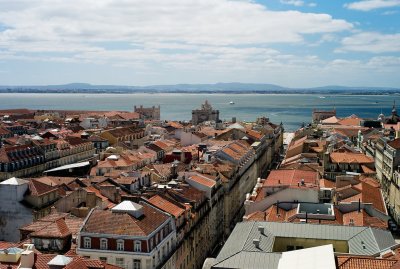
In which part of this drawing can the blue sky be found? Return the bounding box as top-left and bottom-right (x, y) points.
(0, 0), (399, 87)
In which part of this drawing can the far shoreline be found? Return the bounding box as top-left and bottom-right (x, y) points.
(0, 91), (399, 96)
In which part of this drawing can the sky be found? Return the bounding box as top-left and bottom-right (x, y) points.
(0, 0), (399, 88)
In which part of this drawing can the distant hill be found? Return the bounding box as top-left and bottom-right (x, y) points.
(0, 82), (398, 94)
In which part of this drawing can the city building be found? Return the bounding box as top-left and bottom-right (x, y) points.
(134, 105), (161, 121)
(204, 221), (396, 269)
(312, 109), (336, 124)
(77, 200), (176, 269)
(192, 101), (220, 125)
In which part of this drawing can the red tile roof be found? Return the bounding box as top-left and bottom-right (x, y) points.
(340, 181), (386, 214)
(28, 179), (57, 196)
(148, 194), (185, 218)
(189, 174), (216, 188)
(32, 254), (123, 269)
(338, 117), (362, 126)
(337, 256), (397, 269)
(82, 202), (168, 236)
(388, 138), (400, 149)
(263, 169), (319, 188)
(0, 241), (17, 249)
(330, 152), (374, 164)
(20, 212), (84, 238)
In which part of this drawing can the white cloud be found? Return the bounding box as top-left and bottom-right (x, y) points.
(344, 0), (400, 11)
(382, 10), (398, 14)
(338, 32), (400, 53)
(3, 0), (398, 87)
(0, 0), (351, 52)
(280, 0), (304, 6)
(367, 56), (400, 67)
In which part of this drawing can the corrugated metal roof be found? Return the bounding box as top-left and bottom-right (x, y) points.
(213, 252), (281, 269)
(213, 221), (396, 268)
(44, 161), (90, 173)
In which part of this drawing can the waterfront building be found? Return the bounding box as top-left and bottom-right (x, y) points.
(192, 101), (219, 125)
(312, 109), (336, 124)
(134, 105), (161, 121)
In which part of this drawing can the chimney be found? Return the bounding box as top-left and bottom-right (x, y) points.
(19, 244), (35, 269)
(253, 238), (260, 249)
(276, 200), (279, 214)
(258, 226), (265, 235)
(50, 206), (57, 214)
(114, 187), (121, 203)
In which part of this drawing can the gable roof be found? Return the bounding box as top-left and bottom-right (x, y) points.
(148, 194), (186, 218)
(28, 179), (57, 196)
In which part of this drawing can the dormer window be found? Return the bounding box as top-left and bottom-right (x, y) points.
(84, 237), (91, 248)
(134, 240), (141, 252)
(117, 239), (124, 251)
(100, 238), (108, 250)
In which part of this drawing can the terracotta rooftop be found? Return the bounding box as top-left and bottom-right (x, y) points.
(246, 129), (263, 140)
(263, 169), (319, 188)
(148, 194), (186, 218)
(337, 256), (397, 269)
(81, 202), (169, 236)
(32, 254), (123, 269)
(330, 152), (374, 164)
(320, 178), (335, 189)
(321, 116), (339, 124)
(388, 138), (400, 149)
(20, 212), (84, 238)
(28, 179), (57, 196)
(342, 209), (387, 229)
(189, 174), (216, 188)
(338, 117), (362, 126)
(339, 181), (386, 214)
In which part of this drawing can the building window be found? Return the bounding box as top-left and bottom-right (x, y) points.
(99, 257), (107, 262)
(134, 240), (141, 252)
(133, 259), (141, 269)
(100, 238), (108, 250)
(286, 245), (295, 251)
(115, 257), (124, 268)
(117, 239), (124, 251)
(84, 237), (91, 248)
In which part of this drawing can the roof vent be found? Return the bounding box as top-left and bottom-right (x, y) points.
(47, 255), (73, 267)
(112, 201), (144, 218)
(253, 238), (260, 249)
(106, 154), (120, 161)
(258, 226), (265, 235)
